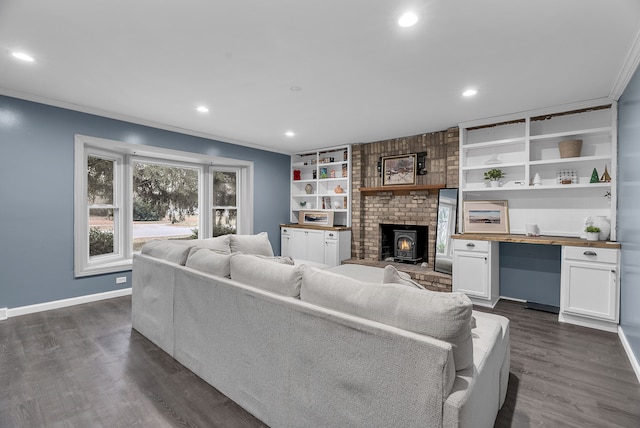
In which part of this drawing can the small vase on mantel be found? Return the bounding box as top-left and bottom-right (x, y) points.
(593, 216), (611, 241)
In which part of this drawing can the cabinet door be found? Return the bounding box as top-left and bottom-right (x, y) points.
(562, 260), (617, 321)
(290, 228), (324, 263)
(291, 229), (309, 259)
(280, 229), (291, 257)
(324, 239), (339, 266)
(453, 251), (489, 298)
(305, 229), (325, 264)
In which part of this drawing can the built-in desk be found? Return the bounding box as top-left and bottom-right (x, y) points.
(452, 234), (621, 332)
(453, 233), (621, 249)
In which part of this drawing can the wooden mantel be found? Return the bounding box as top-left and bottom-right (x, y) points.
(358, 184), (445, 195)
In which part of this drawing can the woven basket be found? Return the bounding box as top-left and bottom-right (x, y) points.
(558, 139), (583, 158)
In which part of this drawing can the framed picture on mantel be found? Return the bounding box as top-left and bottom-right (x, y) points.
(463, 200), (510, 234)
(382, 154), (416, 186)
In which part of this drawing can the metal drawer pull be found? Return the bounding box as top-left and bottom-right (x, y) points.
(466, 243), (475, 248)
(583, 251), (597, 256)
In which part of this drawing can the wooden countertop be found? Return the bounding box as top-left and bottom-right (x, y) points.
(280, 223), (352, 231)
(453, 233), (621, 249)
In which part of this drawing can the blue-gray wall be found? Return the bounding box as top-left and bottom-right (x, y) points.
(499, 243), (561, 307)
(618, 67), (640, 361)
(0, 95), (290, 309)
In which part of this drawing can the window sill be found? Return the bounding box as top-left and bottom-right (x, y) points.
(75, 259), (133, 278)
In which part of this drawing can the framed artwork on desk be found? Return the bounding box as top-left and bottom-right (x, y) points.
(463, 200), (510, 234)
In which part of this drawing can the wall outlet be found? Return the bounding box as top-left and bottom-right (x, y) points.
(116, 277), (127, 284)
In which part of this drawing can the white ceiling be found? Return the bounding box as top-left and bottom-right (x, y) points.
(1, 1), (639, 154)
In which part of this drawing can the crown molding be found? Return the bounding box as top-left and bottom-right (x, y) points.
(610, 29), (640, 100)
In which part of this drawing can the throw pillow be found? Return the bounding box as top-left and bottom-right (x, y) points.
(185, 247), (232, 277)
(301, 267), (474, 371)
(230, 254), (302, 297)
(229, 232), (274, 257)
(382, 265), (426, 289)
(140, 240), (192, 266)
(195, 235), (232, 254)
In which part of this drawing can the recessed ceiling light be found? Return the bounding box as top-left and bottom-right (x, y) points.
(462, 89), (478, 97)
(11, 51), (35, 62)
(285, 131), (295, 137)
(196, 106), (209, 113)
(398, 12), (418, 28)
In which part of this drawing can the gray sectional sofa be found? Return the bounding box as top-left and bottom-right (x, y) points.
(132, 234), (510, 428)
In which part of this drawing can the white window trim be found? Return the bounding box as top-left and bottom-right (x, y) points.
(209, 165), (251, 238)
(74, 134), (254, 277)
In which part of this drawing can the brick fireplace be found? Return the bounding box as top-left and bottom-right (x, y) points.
(347, 127), (459, 291)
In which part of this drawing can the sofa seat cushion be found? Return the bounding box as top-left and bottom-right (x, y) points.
(185, 247), (232, 277)
(301, 267), (474, 370)
(141, 240), (193, 265)
(230, 254), (303, 297)
(229, 232), (274, 256)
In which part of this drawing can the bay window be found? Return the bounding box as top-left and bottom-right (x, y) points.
(74, 134), (253, 277)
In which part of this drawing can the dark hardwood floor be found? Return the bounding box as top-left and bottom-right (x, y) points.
(0, 296), (638, 427)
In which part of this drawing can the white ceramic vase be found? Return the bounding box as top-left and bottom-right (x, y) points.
(593, 216), (611, 241)
(490, 180), (500, 187)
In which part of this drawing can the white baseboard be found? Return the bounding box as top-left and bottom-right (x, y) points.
(0, 308), (7, 321)
(5, 288), (132, 319)
(619, 326), (640, 384)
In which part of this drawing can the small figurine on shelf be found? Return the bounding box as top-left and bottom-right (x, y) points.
(600, 165), (611, 182)
(590, 168), (600, 183)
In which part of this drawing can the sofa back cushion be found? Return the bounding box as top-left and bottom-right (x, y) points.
(141, 240), (193, 265)
(185, 247), (232, 277)
(230, 254), (302, 297)
(300, 267), (474, 370)
(229, 232), (274, 256)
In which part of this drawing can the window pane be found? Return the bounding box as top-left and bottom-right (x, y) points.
(87, 156), (114, 204)
(132, 162), (199, 251)
(89, 208), (114, 257)
(213, 208), (237, 236)
(213, 171), (237, 206)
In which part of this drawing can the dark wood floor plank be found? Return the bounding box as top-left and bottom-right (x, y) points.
(0, 296), (639, 427)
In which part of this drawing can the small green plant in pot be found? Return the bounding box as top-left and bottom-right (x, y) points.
(484, 168), (505, 187)
(585, 225), (600, 241)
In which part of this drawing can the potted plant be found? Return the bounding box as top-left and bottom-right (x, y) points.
(484, 168), (505, 187)
(585, 225), (600, 241)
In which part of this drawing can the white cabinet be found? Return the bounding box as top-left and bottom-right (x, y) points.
(560, 246), (620, 332)
(291, 145), (351, 227)
(281, 226), (351, 267)
(459, 100), (617, 238)
(452, 239), (499, 307)
(291, 228), (324, 264)
(323, 230), (351, 266)
(281, 226), (292, 258)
